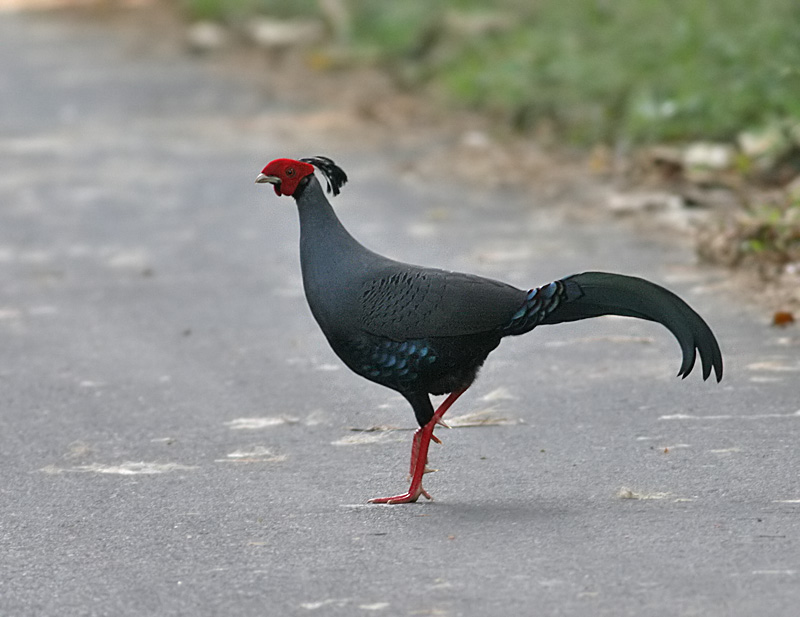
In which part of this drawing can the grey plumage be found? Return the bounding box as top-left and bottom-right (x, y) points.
(257, 156), (723, 502)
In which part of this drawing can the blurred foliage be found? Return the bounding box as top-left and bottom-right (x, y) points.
(181, 0), (317, 21)
(698, 193), (800, 273)
(739, 199), (800, 263)
(180, 0), (800, 145)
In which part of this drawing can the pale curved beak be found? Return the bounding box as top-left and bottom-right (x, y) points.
(255, 173), (280, 184)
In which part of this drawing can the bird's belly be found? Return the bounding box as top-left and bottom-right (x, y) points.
(332, 332), (500, 396)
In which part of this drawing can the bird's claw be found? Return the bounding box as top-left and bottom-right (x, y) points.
(368, 484), (432, 504)
(407, 466), (437, 481)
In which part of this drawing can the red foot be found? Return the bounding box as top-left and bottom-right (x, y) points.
(368, 388), (467, 505)
(367, 484), (432, 505)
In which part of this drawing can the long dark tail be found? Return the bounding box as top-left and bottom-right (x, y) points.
(506, 271), (723, 382)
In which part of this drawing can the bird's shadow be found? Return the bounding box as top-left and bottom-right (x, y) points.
(366, 496), (577, 524)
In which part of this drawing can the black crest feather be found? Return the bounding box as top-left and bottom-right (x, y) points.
(300, 156), (348, 196)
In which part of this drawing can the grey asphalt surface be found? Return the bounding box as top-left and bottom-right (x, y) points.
(2, 9), (799, 617)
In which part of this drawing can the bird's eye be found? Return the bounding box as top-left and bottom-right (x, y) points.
(286, 168), (295, 176)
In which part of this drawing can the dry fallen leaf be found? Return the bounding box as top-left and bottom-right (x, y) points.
(773, 311), (795, 327)
(617, 487), (672, 500)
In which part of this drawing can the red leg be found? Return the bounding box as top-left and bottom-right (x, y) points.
(408, 425), (442, 477)
(369, 388), (467, 504)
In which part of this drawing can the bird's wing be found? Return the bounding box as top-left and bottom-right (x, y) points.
(358, 265), (527, 339)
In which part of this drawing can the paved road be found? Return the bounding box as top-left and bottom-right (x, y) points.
(1, 9), (798, 617)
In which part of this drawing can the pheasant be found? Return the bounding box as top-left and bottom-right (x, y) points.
(256, 156), (723, 504)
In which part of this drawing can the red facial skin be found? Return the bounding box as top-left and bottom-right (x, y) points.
(260, 158), (316, 196)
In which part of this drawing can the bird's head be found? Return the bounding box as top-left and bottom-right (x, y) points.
(255, 156), (347, 198)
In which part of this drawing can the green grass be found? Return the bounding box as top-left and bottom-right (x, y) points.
(180, 0), (800, 145)
(180, 0), (316, 21)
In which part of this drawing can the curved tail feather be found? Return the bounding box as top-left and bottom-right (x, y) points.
(516, 272), (723, 382)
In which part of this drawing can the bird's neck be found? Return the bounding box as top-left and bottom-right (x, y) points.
(295, 176), (357, 249)
(296, 176), (363, 261)
(294, 176), (377, 309)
